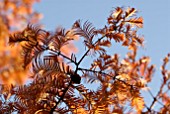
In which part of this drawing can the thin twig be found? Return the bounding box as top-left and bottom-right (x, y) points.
(148, 82), (170, 111)
(77, 49), (90, 65)
(78, 67), (136, 88)
(48, 50), (77, 64)
(77, 35), (106, 65)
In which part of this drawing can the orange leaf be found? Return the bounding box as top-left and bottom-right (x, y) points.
(131, 96), (144, 113)
(98, 40), (111, 47)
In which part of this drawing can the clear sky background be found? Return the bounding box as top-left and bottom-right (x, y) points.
(33, 0), (170, 110)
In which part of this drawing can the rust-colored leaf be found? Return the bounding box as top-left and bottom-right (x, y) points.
(123, 17), (143, 28)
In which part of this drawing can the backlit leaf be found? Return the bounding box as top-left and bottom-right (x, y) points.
(131, 96), (144, 113)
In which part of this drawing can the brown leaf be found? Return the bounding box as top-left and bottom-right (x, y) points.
(113, 33), (125, 42)
(98, 40), (111, 47)
(125, 7), (137, 18)
(112, 7), (123, 20)
(123, 17), (143, 28)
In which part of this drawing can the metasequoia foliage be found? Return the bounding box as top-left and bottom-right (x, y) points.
(0, 6), (170, 114)
(0, 0), (42, 84)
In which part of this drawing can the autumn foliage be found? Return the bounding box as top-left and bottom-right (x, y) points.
(0, 0), (42, 84)
(0, 1), (170, 114)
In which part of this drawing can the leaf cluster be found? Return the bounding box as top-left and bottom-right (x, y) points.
(0, 6), (170, 114)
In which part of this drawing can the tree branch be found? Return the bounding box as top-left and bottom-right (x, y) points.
(50, 80), (72, 114)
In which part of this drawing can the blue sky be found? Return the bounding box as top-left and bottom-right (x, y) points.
(34, 0), (170, 110)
